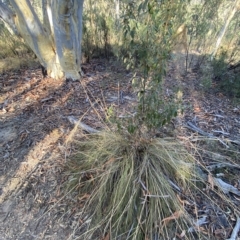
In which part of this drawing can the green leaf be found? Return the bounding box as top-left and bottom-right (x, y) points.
(130, 29), (135, 39)
(138, 3), (143, 14)
(127, 125), (136, 134)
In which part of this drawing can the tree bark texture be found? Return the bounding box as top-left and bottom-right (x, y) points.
(0, 0), (84, 80)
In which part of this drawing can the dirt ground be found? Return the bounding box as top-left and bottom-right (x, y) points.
(0, 56), (240, 239)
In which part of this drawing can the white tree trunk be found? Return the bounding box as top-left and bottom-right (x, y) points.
(115, 0), (120, 27)
(50, 0), (84, 80)
(0, 0), (84, 80)
(211, 0), (240, 59)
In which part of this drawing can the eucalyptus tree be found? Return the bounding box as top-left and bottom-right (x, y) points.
(211, 0), (240, 59)
(0, 0), (84, 80)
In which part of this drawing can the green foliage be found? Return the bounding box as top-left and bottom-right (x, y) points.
(212, 50), (228, 77)
(200, 64), (213, 90)
(0, 23), (30, 58)
(212, 50), (240, 98)
(201, 76), (212, 90)
(64, 3), (240, 240)
(121, 0), (186, 131)
(82, 1), (116, 61)
(0, 23), (37, 72)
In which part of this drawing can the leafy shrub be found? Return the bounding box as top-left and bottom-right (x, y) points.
(212, 50), (240, 98)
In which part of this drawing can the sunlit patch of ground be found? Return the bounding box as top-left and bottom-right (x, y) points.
(0, 58), (134, 239)
(0, 129), (62, 203)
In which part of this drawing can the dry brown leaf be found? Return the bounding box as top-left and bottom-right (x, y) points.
(101, 233), (110, 240)
(78, 193), (91, 202)
(194, 106), (201, 113)
(177, 194), (191, 206)
(198, 226), (208, 234)
(48, 198), (57, 204)
(176, 230), (186, 239)
(104, 157), (115, 166)
(56, 186), (61, 197)
(214, 228), (226, 236)
(208, 174), (215, 190)
(161, 210), (183, 227)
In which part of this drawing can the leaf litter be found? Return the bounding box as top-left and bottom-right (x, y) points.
(0, 56), (239, 239)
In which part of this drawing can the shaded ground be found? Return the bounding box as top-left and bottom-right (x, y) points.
(0, 56), (239, 239)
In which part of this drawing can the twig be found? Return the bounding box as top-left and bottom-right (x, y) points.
(168, 179), (181, 192)
(41, 97), (54, 103)
(67, 116), (100, 134)
(212, 130), (229, 135)
(226, 216), (240, 240)
(139, 179), (148, 191)
(144, 194), (170, 198)
(118, 112), (137, 118)
(188, 215), (208, 233)
(211, 114), (225, 119)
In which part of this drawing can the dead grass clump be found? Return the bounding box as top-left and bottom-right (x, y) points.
(0, 57), (38, 73)
(66, 130), (202, 240)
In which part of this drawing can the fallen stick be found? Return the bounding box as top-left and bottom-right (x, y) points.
(185, 122), (229, 148)
(212, 130), (229, 135)
(41, 97), (54, 102)
(206, 163), (240, 171)
(186, 121), (213, 137)
(188, 215), (208, 233)
(226, 216), (240, 240)
(67, 116), (100, 134)
(213, 177), (240, 196)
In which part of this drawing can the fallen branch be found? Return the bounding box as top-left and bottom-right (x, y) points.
(185, 122), (229, 148)
(225, 139), (240, 146)
(186, 121), (213, 137)
(206, 163), (240, 171)
(67, 116), (100, 134)
(213, 178), (240, 196)
(226, 216), (240, 240)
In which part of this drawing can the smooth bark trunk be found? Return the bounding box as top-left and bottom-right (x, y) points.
(51, 0), (83, 80)
(0, 0), (84, 80)
(211, 0), (240, 59)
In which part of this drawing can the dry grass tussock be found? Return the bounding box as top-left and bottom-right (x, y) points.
(65, 129), (209, 240)
(0, 56), (38, 73)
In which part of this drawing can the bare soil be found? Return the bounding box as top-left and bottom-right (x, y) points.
(0, 56), (239, 240)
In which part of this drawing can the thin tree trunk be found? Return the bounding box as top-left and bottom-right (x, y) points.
(115, 0), (120, 28)
(211, 0), (239, 59)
